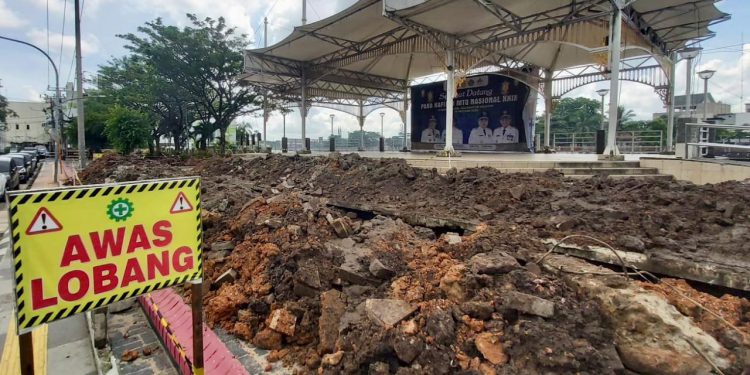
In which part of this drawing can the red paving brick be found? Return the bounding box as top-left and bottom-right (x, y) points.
(141, 289), (248, 375)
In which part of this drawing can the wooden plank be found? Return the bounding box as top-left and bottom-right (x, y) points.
(0, 314), (47, 375)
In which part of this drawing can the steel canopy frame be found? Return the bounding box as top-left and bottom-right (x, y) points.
(240, 0), (728, 153)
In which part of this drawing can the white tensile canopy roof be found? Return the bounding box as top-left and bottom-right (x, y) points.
(241, 0), (728, 107)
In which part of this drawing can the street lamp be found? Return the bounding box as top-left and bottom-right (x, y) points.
(697, 69), (715, 120)
(678, 47), (702, 118)
(596, 89), (609, 131)
(0, 35), (62, 183)
(379, 112), (385, 152)
(329, 114), (335, 152)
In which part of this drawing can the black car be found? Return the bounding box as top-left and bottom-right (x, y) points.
(0, 157), (21, 191)
(19, 151), (38, 171)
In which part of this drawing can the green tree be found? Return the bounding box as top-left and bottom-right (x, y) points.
(617, 105), (636, 128)
(64, 96), (110, 151)
(544, 97), (603, 134)
(0, 92), (17, 126)
(98, 56), (197, 154)
(105, 106), (152, 154)
(119, 15), (262, 154)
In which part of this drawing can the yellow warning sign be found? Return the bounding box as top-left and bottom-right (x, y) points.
(8, 177), (202, 333)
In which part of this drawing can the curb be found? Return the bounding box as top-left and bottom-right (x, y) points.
(139, 289), (248, 375)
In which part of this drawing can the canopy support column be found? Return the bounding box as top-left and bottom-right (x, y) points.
(543, 69), (552, 149)
(400, 88), (409, 152)
(443, 46), (456, 154)
(357, 101), (365, 152)
(666, 52), (676, 152)
(603, 3), (623, 157)
(300, 74), (310, 154)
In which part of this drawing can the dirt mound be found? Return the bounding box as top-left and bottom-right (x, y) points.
(79, 153), (750, 374)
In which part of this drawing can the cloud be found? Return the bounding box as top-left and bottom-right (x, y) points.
(130, 0), (265, 42)
(0, 0), (26, 29)
(26, 28), (101, 59)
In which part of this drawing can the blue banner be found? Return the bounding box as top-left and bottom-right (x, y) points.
(410, 74), (533, 151)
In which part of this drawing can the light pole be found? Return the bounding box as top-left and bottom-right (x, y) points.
(0, 35), (61, 183)
(596, 89), (609, 131)
(379, 112), (385, 152)
(678, 47), (701, 119)
(697, 69), (715, 120)
(281, 111), (288, 153)
(329, 114), (335, 152)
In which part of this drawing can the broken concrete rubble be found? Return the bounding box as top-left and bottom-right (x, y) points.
(469, 251), (520, 275)
(497, 291), (555, 318)
(365, 299), (417, 328)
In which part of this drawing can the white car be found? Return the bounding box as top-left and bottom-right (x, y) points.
(0, 173), (7, 201)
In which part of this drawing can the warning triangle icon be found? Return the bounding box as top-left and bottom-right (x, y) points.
(26, 207), (63, 235)
(170, 191), (194, 214)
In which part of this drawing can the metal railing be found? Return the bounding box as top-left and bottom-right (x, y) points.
(684, 122), (750, 160)
(551, 130), (663, 153)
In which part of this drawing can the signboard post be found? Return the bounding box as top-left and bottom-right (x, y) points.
(7, 177), (203, 374)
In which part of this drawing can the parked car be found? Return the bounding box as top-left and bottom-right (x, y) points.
(0, 157), (21, 191)
(9, 152), (33, 175)
(5, 155), (27, 183)
(36, 145), (48, 159)
(19, 150), (38, 172)
(23, 146), (44, 162)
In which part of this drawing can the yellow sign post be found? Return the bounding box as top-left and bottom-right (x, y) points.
(6, 177), (204, 374)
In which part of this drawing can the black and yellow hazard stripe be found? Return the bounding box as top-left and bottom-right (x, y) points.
(8, 177), (203, 333)
(142, 293), (194, 372)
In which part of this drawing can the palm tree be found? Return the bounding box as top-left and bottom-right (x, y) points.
(617, 105), (636, 128)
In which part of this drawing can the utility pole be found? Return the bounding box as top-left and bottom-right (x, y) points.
(74, 0), (86, 168)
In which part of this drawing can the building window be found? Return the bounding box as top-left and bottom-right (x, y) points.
(26, 124), (30, 130)
(15, 124), (18, 130)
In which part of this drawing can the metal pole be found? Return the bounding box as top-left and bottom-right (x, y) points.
(302, 0), (307, 25)
(0, 35), (61, 183)
(600, 95), (606, 131)
(19, 331), (34, 375)
(667, 52), (676, 151)
(703, 77), (709, 120)
(685, 57), (693, 122)
(262, 17), (268, 151)
(282, 113), (286, 138)
(190, 280), (204, 375)
(604, 4), (622, 156)
(300, 74), (308, 153)
(443, 43), (455, 153)
(543, 69), (552, 148)
(74, 0), (86, 167)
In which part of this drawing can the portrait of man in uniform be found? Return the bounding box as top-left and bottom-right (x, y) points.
(420, 115), (441, 143)
(494, 113), (519, 144)
(468, 111), (493, 144)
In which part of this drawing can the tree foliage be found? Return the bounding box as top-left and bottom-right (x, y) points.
(0, 92), (17, 126)
(538, 97), (604, 134)
(65, 95), (110, 151)
(105, 106), (152, 154)
(117, 14), (261, 154)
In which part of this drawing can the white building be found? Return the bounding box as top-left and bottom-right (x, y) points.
(2, 101), (52, 151)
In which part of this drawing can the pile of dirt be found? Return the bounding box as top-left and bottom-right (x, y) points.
(80, 152), (750, 374)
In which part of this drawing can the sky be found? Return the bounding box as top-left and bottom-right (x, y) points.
(0, 0), (747, 141)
